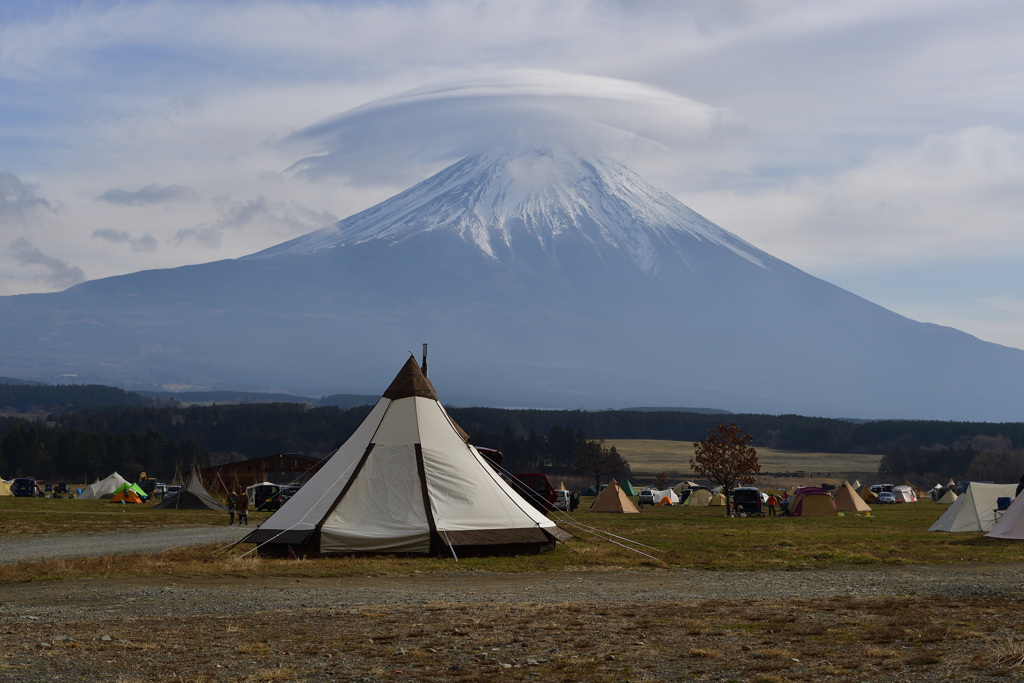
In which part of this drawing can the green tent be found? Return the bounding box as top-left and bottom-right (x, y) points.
(620, 480), (639, 497)
(111, 482), (148, 498)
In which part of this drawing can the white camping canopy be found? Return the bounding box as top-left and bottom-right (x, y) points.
(929, 482), (1017, 533)
(245, 356), (565, 556)
(652, 488), (679, 505)
(987, 491), (1024, 540)
(77, 472), (129, 500)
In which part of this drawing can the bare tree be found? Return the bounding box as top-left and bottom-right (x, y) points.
(691, 423), (760, 516)
(573, 439), (631, 490)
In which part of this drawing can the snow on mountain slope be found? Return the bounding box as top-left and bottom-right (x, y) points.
(246, 149), (769, 274)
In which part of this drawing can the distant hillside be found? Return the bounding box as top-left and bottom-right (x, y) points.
(0, 384), (152, 413)
(318, 394), (380, 408)
(137, 390), (316, 405)
(624, 407), (732, 414)
(135, 390), (379, 408)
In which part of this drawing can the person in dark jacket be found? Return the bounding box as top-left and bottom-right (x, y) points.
(227, 489), (237, 525)
(236, 489), (249, 526)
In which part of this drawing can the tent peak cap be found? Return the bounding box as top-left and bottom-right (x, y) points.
(382, 355), (438, 401)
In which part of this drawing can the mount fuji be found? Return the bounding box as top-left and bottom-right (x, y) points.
(2, 148), (1022, 420)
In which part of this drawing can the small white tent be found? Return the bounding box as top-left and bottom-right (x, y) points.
(245, 356), (567, 556)
(651, 488), (679, 505)
(928, 482), (1017, 533)
(987, 492), (1024, 540)
(937, 489), (958, 505)
(77, 472), (129, 500)
(892, 485), (917, 503)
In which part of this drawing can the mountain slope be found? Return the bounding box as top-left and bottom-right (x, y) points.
(0, 148), (1021, 421)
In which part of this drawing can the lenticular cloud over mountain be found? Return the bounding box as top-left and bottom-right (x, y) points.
(0, 146), (1022, 421)
(284, 71), (727, 187)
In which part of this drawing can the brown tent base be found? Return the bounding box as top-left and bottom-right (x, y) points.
(255, 540), (558, 559)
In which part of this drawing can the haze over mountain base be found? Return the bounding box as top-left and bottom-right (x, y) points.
(1, 149), (1021, 421)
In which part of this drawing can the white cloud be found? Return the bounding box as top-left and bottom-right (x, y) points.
(9, 237), (85, 290)
(172, 196), (338, 249)
(284, 70), (734, 187)
(91, 228), (158, 253)
(97, 184), (198, 206)
(685, 126), (1024, 269)
(0, 171), (59, 223)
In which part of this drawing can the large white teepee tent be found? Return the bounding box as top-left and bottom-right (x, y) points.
(928, 482), (1017, 533)
(77, 472), (129, 500)
(245, 356), (567, 556)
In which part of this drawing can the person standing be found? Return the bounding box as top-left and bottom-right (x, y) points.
(236, 487), (249, 526)
(766, 493), (778, 517)
(227, 488), (237, 525)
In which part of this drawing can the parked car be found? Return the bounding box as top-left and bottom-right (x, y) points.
(877, 491), (896, 504)
(638, 488), (657, 506)
(248, 483), (285, 511)
(11, 478), (38, 497)
(732, 486), (762, 515)
(553, 489), (573, 511)
(280, 483), (302, 502)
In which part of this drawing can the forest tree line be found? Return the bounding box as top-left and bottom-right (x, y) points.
(2, 383), (1023, 482)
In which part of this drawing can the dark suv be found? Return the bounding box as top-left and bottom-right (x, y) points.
(251, 484), (284, 511)
(11, 478), (38, 497)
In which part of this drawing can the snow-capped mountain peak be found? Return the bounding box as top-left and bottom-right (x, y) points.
(245, 148), (767, 273)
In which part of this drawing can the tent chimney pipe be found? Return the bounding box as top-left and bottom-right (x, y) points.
(422, 343), (428, 377)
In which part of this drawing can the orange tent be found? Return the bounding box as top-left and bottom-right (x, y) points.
(110, 489), (145, 504)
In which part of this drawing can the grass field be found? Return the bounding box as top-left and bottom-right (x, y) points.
(604, 438), (884, 481)
(2, 494), (1022, 583)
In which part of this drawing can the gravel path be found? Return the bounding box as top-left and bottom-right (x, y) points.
(3, 528), (1024, 681)
(4, 562), (1023, 618)
(0, 525), (252, 565)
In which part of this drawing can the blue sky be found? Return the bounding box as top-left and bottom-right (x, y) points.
(2, 0), (1023, 350)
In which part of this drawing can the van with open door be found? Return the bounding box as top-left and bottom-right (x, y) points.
(732, 486), (762, 515)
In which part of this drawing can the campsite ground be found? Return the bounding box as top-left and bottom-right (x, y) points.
(2, 497), (1024, 681)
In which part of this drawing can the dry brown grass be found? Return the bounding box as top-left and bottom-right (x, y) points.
(990, 637), (1024, 670)
(601, 438), (883, 479)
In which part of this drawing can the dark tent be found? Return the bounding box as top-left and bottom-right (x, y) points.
(153, 471), (223, 511)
